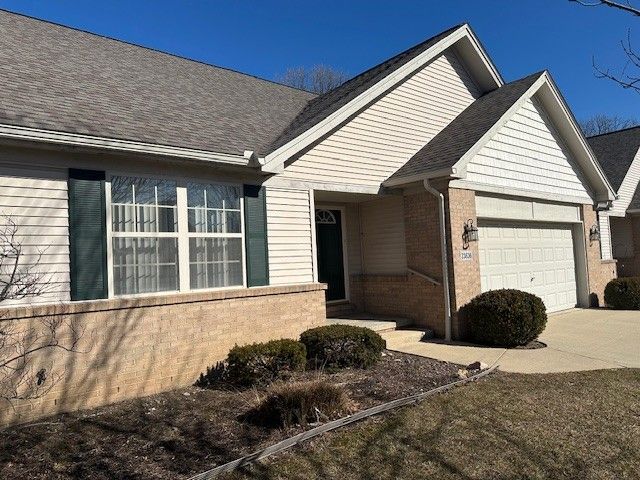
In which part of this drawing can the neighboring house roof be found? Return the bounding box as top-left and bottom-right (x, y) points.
(588, 127), (640, 213)
(267, 24), (464, 153)
(0, 9), (315, 157)
(587, 127), (640, 191)
(386, 72), (543, 182)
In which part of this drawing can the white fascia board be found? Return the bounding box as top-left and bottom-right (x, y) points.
(381, 167), (458, 187)
(460, 26), (505, 90)
(0, 123), (249, 167)
(261, 25), (502, 174)
(262, 176), (387, 195)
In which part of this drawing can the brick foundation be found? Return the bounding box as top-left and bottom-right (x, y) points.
(0, 283), (326, 426)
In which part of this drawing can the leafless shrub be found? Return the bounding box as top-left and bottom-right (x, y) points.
(0, 215), (84, 405)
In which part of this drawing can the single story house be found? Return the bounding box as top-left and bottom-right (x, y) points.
(0, 10), (617, 424)
(588, 127), (640, 277)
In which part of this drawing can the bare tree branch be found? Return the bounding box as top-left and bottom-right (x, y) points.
(571, 0), (640, 92)
(0, 215), (84, 405)
(276, 65), (348, 94)
(569, 0), (640, 16)
(580, 113), (640, 135)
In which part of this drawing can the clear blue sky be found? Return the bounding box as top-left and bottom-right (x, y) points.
(1, 0), (638, 121)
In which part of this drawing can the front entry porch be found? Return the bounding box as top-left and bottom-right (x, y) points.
(313, 189), (447, 336)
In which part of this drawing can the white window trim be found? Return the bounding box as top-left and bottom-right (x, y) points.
(105, 172), (247, 299)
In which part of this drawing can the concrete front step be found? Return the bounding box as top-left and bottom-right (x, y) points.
(381, 329), (428, 348)
(327, 314), (413, 333)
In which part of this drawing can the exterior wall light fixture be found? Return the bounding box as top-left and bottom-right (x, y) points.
(463, 219), (479, 244)
(589, 224), (600, 242)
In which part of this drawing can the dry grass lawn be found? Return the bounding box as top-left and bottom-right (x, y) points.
(229, 369), (640, 480)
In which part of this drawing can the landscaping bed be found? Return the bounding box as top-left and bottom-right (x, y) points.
(229, 368), (640, 480)
(0, 351), (461, 480)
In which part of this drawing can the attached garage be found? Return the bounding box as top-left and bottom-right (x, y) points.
(478, 221), (578, 312)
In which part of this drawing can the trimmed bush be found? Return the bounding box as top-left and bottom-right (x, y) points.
(300, 324), (386, 369)
(462, 289), (547, 347)
(245, 380), (349, 427)
(604, 277), (640, 310)
(195, 361), (228, 388)
(226, 339), (306, 386)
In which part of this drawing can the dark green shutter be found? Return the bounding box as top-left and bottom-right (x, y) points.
(243, 184), (269, 287)
(68, 169), (108, 300)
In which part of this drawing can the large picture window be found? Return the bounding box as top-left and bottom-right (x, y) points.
(108, 176), (244, 296)
(111, 176), (179, 295)
(187, 183), (243, 289)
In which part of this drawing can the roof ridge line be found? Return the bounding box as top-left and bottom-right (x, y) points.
(0, 7), (316, 96)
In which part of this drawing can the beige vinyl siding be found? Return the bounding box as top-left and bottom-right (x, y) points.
(345, 203), (362, 275)
(0, 164), (70, 304)
(281, 49), (481, 187)
(598, 212), (613, 260)
(610, 148), (640, 216)
(466, 98), (593, 203)
(265, 187), (314, 285)
(360, 196), (407, 274)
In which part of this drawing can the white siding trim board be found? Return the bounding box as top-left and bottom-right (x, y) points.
(598, 212), (613, 260)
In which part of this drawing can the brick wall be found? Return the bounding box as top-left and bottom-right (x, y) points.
(446, 187), (481, 339)
(0, 284), (326, 426)
(349, 274), (445, 336)
(582, 205), (618, 305)
(402, 190), (446, 331)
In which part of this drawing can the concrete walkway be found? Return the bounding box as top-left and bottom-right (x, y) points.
(382, 309), (640, 373)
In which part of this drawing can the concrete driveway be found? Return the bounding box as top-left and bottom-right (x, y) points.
(382, 309), (640, 373)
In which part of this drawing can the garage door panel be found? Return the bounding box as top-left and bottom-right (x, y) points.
(478, 222), (577, 312)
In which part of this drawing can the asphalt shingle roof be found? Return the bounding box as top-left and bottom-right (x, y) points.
(0, 9), (316, 157)
(587, 127), (640, 192)
(386, 71), (543, 182)
(587, 127), (640, 212)
(0, 10), (469, 161)
(267, 24), (464, 153)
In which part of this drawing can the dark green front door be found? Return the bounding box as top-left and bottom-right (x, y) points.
(315, 209), (346, 301)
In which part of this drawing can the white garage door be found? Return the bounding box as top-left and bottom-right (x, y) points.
(478, 222), (577, 312)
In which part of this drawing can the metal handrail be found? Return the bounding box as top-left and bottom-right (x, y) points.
(407, 267), (441, 286)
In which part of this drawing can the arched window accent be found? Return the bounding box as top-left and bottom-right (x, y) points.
(315, 209), (337, 225)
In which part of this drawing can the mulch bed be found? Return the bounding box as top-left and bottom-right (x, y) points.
(0, 351), (461, 480)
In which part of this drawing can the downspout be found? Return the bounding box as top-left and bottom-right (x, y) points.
(423, 179), (452, 341)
